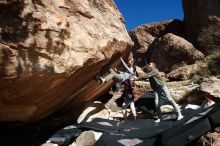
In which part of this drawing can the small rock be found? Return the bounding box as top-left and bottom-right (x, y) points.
(200, 76), (220, 98)
(72, 131), (102, 146)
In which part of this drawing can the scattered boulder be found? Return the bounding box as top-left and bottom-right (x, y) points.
(167, 81), (200, 102)
(129, 19), (184, 66)
(104, 91), (123, 112)
(182, 0), (220, 55)
(177, 77), (220, 106)
(166, 64), (199, 81)
(200, 76), (220, 98)
(198, 127), (220, 146)
(160, 105), (175, 113)
(135, 80), (199, 104)
(72, 131), (102, 146)
(108, 109), (124, 120)
(149, 33), (205, 73)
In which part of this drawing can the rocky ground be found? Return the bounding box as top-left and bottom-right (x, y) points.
(0, 76), (219, 146)
(42, 76), (220, 146)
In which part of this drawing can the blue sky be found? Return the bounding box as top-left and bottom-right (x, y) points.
(114, 0), (183, 31)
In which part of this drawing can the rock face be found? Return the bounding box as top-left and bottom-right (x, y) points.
(149, 33), (204, 73)
(182, 0), (220, 55)
(0, 0), (133, 122)
(129, 19), (184, 66)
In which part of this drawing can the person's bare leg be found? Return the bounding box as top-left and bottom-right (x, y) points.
(122, 102), (128, 121)
(130, 101), (137, 120)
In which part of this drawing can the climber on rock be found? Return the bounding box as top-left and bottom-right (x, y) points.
(96, 57), (135, 84)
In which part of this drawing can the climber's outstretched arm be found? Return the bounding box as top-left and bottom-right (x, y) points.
(120, 57), (134, 74)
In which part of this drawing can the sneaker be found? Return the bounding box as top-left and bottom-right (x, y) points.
(154, 119), (160, 123)
(177, 114), (184, 121)
(96, 76), (105, 84)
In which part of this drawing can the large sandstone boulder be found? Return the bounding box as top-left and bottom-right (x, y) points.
(182, 0), (220, 55)
(0, 0), (133, 122)
(129, 19), (184, 66)
(149, 33), (205, 73)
